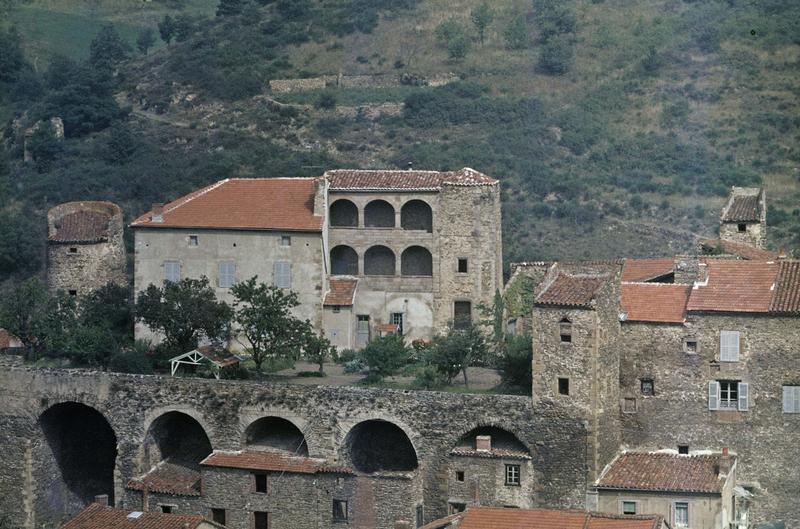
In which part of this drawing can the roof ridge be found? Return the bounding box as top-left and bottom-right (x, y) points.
(164, 178), (230, 215)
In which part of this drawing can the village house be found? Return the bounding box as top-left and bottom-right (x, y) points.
(60, 499), (224, 529)
(420, 506), (664, 529)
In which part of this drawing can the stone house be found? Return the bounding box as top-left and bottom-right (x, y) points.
(717, 187), (766, 249)
(132, 168), (503, 348)
(47, 201), (126, 298)
(595, 450), (737, 529)
(60, 500), (223, 529)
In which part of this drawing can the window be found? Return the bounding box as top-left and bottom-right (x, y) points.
(622, 398), (636, 413)
(455, 470), (465, 482)
(738, 223), (747, 232)
(684, 338), (698, 354)
(558, 377), (570, 396)
(356, 315), (370, 348)
(332, 305), (341, 313)
(641, 379), (654, 396)
(253, 472), (267, 493)
(274, 261), (291, 289)
(160, 505), (172, 514)
(678, 444), (689, 455)
(674, 502), (689, 527)
(68, 247), (78, 254)
(449, 503), (466, 514)
(709, 380), (749, 411)
(218, 261), (236, 288)
(211, 509), (226, 525)
(188, 235), (198, 246)
(332, 499), (348, 522)
(783, 385), (800, 413)
(622, 501), (637, 515)
(454, 301), (472, 330)
(720, 331), (740, 362)
(505, 464), (520, 486)
(164, 260), (181, 283)
(68, 289), (77, 296)
(416, 504), (424, 528)
(559, 317), (572, 343)
(280, 235), (291, 247)
(457, 258), (468, 273)
(254, 511), (269, 529)
(390, 312), (404, 336)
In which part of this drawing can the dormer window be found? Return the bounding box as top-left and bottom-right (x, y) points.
(559, 317), (572, 343)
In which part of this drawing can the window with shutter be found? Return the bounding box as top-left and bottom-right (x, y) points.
(783, 386), (800, 413)
(708, 381), (720, 410)
(274, 261), (291, 289)
(738, 382), (749, 411)
(218, 261), (236, 288)
(720, 331), (740, 362)
(164, 261), (181, 283)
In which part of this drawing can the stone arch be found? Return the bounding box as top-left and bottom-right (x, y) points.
(330, 199), (358, 227)
(343, 419), (418, 473)
(243, 416), (309, 456)
(364, 200), (395, 228)
(331, 245), (358, 276)
(39, 402), (118, 505)
(401, 246), (433, 276)
(142, 410), (213, 469)
(453, 424), (531, 455)
(401, 200), (433, 232)
(364, 245), (395, 276)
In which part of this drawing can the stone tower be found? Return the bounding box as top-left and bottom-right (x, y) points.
(47, 201), (126, 297)
(719, 187), (766, 249)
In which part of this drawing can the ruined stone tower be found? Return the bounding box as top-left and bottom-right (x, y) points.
(47, 201), (126, 297)
(719, 187), (766, 249)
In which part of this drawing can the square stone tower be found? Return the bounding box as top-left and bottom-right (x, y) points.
(719, 187), (766, 249)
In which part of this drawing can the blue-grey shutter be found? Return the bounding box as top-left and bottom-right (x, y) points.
(738, 382), (749, 411)
(720, 331), (740, 361)
(783, 386), (792, 413)
(274, 261), (291, 289)
(708, 381), (719, 411)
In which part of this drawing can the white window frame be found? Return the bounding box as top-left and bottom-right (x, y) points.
(673, 501), (689, 527)
(274, 261), (291, 289)
(218, 261), (236, 288)
(504, 464), (520, 486)
(783, 385), (800, 413)
(720, 331), (740, 362)
(710, 380), (749, 411)
(188, 235), (199, 246)
(164, 260), (181, 283)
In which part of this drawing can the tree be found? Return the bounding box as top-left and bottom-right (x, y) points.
(0, 26), (26, 84)
(471, 2), (494, 45)
(89, 24), (131, 71)
(135, 277), (232, 355)
(0, 277), (51, 356)
(360, 334), (409, 380)
(173, 15), (194, 42)
(503, 15), (529, 50)
(304, 332), (333, 373)
(158, 15), (175, 44)
(537, 36), (573, 75)
(230, 277), (312, 373)
(217, 0), (245, 17)
(0, 210), (42, 277)
(435, 19), (471, 59)
(26, 120), (64, 172)
(497, 334), (532, 392)
(427, 326), (487, 387)
(81, 282), (133, 340)
(136, 28), (156, 54)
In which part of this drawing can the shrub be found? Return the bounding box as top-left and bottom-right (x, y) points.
(504, 15), (529, 50)
(297, 370), (326, 377)
(537, 37), (573, 75)
(361, 334), (409, 380)
(108, 348), (153, 374)
(498, 334), (532, 390)
(343, 358), (365, 373)
(412, 365), (445, 390)
(220, 364), (251, 379)
(315, 92), (337, 109)
(337, 348), (359, 364)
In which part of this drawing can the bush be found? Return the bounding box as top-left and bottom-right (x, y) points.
(361, 334), (409, 380)
(537, 37), (573, 75)
(498, 334), (532, 390)
(108, 348), (153, 374)
(337, 348), (359, 364)
(297, 370), (326, 377)
(315, 92), (337, 109)
(411, 365), (445, 390)
(343, 358), (365, 373)
(220, 363), (251, 379)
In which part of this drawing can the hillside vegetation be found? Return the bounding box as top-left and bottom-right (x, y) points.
(1, 0), (799, 283)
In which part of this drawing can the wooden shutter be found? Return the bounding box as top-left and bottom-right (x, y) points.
(720, 331), (740, 361)
(783, 386), (792, 413)
(219, 261), (235, 288)
(738, 382), (749, 411)
(165, 261), (181, 282)
(708, 381), (720, 410)
(274, 261), (291, 289)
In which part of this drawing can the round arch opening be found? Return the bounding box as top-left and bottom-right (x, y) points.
(401, 200), (433, 232)
(401, 246), (433, 276)
(364, 245), (395, 276)
(244, 417), (309, 456)
(345, 419), (418, 473)
(331, 245), (358, 276)
(455, 425), (530, 455)
(143, 411), (213, 469)
(330, 199), (358, 227)
(364, 200), (395, 228)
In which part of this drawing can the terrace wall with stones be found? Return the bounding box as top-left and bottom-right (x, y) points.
(0, 367), (588, 529)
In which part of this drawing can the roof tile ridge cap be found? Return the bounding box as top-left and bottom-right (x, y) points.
(164, 178), (230, 215)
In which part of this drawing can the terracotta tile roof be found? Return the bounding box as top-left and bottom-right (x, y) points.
(323, 279), (358, 306)
(770, 260), (800, 314)
(621, 283), (691, 323)
(131, 178), (322, 232)
(61, 503), (211, 529)
(196, 345), (240, 368)
(722, 193), (762, 222)
(200, 450), (354, 475)
(597, 452), (730, 493)
(456, 507), (662, 529)
(535, 273), (608, 308)
(126, 461), (201, 496)
(325, 167), (497, 191)
(699, 238), (777, 260)
(687, 260), (778, 313)
(50, 210), (111, 243)
(622, 259), (675, 282)
(450, 447), (532, 460)
(0, 328), (21, 349)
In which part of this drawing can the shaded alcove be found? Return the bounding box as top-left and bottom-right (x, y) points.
(364, 245), (395, 276)
(455, 426), (530, 454)
(345, 420), (418, 473)
(364, 200), (395, 228)
(143, 411), (213, 468)
(39, 402), (118, 505)
(401, 200), (433, 232)
(331, 245), (358, 275)
(244, 416), (309, 456)
(401, 246), (433, 276)
(330, 199), (358, 227)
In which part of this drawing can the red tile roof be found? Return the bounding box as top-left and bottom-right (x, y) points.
(687, 260), (778, 313)
(535, 274), (608, 308)
(126, 461), (201, 496)
(597, 452), (730, 493)
(325, 167), (497, 191)
(61, 503), (211, 529)
(0, 328), (21, 349)
(699, 238), (777, 260)
(200, 450), (353, 475)
(455, 507), (662, 529)
(622, 259), (675, 282)
(131, 178), (322, 232)
(450, 447), (532, 460)
(323, 279), (358, 306)
(722, 192), (762, 222)
(621, 283), (691, 323)
(50, 210), (111, 243)
(770, 261), (800, 314)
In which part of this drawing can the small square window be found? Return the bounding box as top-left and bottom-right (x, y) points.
(333, 499), (348, 522)
(738, 223), (747, 233)
(505, 464), (520, 486)
(457, 258), (468, 273)
(622, 397), (636, 413)
(622, 501), (637, 515)
(455, 470), (465, 482)
(211, 508), (226, 525)
(68, 289), (77, 296)
(254, 473), (267, 493)
(68, 247), (78, 254)
(678, 444), (689, 455)
(641, 379), (654, 396)
(188, 235), (199, 246)
(280, 235), (291, 246)
(332, 305), (341, 313)
(160, 505), (172, 514)
(558, 377), (570, 396)
(684, 339), (698, 354)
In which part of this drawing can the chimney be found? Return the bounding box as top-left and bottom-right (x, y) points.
(313, 177), (328, 218)
(94, 494), (109, 506)
(719, 447), (732, 475)
(395, 520), (412, 529)
(151, 203), (164, 223)
(475, 435), (491, 452)
(407, 161), (413, 171)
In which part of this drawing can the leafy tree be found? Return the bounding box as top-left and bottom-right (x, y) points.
(471, 2), (494, 45)
(173, 15), (195, 42)
(304, 332), (333, 373)
(0, 277), (51, 356)
(504, 15), (529, 50)
(0, 211), (42, 277)
(217, 0), (245, 17)
(537, 36), (573, 75)
(534, 0), (577, 41)
(136, 28), (156, 54)
(158, 15), (176, 44)
(81, 282), (133, 340)
(436, 19), (471, 59)
(26, 120), (64, 172)
(497, 334), (532, 391)
(108, 340), (153, 374)
(89, 24), (131, 71)
(103, 124), (140, 165)
(135, 277), (232, 355)
(361, 334), (409, 380)
(230, 277), (312, 373)
(0, 26), (26, 84)
(427, 326), (487, 387)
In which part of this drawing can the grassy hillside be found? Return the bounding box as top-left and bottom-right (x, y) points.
(1, 0), (799, 279)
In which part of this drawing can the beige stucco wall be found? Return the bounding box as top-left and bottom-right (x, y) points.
(597, 489), (726, 529)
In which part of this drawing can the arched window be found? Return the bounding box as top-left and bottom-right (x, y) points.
(331, 245), (358, 275)
(330, 199), (358, 227)
(401, 200), (433, 232)
(364, 200), (395, 228)
(401, 246), (433, 276)
(364, 245), (395, 276)
(559, 317), (572, 343)
(244, 417), (308, 456)
(345, 420), (418, 473)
